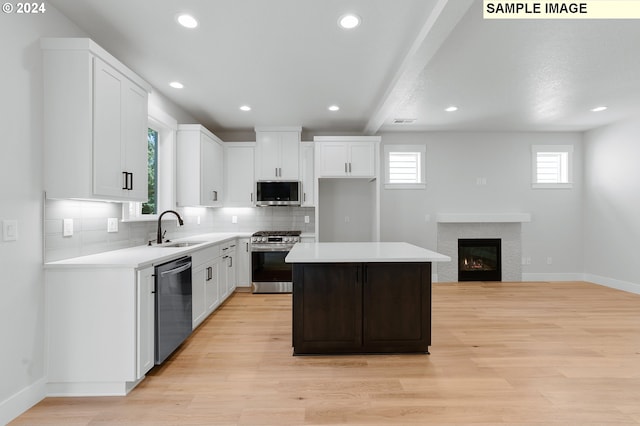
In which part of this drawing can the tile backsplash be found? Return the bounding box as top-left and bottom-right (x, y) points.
(44, 199), (315, 262)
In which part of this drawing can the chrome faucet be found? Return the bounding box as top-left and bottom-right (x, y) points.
(157, 210), (184, 244)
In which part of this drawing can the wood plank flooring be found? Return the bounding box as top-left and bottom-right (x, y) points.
(12, 281), (640, 425)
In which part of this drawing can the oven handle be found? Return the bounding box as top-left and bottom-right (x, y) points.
(251, 246), (294, 253)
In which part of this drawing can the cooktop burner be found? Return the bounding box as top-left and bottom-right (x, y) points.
(252, 230), (301, 237)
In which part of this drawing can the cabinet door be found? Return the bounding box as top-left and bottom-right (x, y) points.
(93, 57), (125, 198)
(136, 267), (155, 378)
(225, 145), (255, 206)
(192, 264), (207, 328)
(218, 256), (229, 301)
(226, 250), (237, 294)
(123, 82), (149, 200)
(204, 262), (220, 313)
(317, 142), (348, 177)
(235, 238), (251, 288)
(200, 134), (220, 206)
(348, 142), (376, 177)
(292, 263), (362, 353)
(300, 142), (315, 206)
(363, 263), (431, 352)
(278, 132), (300, 180)
(255, 132), (281, 180)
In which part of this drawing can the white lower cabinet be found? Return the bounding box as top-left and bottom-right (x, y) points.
(236, 238), (251, 288)
(191, 244), (221, 329)
(46, 267), (146, 396)
(136, 267), (155, 379)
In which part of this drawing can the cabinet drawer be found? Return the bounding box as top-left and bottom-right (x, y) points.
(191, 245), (221, 267)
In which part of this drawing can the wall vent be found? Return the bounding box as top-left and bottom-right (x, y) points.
(392, 118), (416, 124)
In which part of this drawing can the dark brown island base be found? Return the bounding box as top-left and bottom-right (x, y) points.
(285, 242), (450, 355)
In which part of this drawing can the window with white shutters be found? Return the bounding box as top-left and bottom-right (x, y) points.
(531, 145), (573, 189)
(384, 144), (426, 189)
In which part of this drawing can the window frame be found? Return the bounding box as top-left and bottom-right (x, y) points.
(531, 144), (574, 189)
(383, 144), (427, 190)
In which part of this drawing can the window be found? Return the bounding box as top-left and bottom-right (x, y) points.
(531, 145), (573, 189)
(143, 127), (159, 214)
(384, 144), (426, 189)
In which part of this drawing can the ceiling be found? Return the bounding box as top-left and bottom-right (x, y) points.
(48, 0), (640, 138)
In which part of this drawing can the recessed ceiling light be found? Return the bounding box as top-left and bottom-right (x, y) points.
(445, 106), (458, 112)
(328, 105), (340, 112)
(169, 81), (184, 89)
(338, 14), (361, 29)
(240, 105), (251, 112)
(176, 14), (198, 29)
(590, 106), (607, 112)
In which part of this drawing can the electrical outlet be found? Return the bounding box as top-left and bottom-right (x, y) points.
(304, 215), (310, 224)
(63, 218), (73, 237)
(232, 215), (238, 224)
(2, 220), (18, 241)
(344, 216), (350, 223)
(107, 218), (118, 233)
(197, 216), (201, 225)
(547, 257), (553, 265)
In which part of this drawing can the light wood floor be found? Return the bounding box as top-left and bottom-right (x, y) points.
(12, 281), (640, 425)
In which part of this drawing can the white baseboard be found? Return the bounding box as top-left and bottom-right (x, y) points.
(522, 272), (585, 282)
(584, 273), (640, 295)
(0, 377), (46, 426)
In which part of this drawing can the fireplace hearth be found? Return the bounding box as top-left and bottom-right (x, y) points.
(458, 238), (502, 281)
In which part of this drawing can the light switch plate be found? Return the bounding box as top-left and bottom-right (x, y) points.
(2, 220), (18, 241)
(63, 218), (73, 237)
(232, 215), (238, 224)
(107, 217), (118, 233)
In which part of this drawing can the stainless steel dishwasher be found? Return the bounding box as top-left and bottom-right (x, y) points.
(155, 256), (192, 364)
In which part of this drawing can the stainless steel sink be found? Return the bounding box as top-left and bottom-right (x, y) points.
(161, 241), (206, 248)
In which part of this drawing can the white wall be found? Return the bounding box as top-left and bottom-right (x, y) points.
(0, 8), (87, 424)
(379, 132), (584, 279)
(583, 117), (640, 293)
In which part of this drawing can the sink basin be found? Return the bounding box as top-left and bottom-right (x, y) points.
(161, 241), (206, 248)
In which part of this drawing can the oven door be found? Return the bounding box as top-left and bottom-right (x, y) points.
(251, 249), (292, 293)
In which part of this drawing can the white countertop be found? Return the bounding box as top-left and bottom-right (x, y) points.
(285, 242), (451, 263)
(45, 232), (252, 269)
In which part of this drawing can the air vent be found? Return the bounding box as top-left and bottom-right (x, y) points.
(392, 118), (416, 124)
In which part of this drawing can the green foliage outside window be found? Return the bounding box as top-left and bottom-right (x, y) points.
(142, 128), (158, 214)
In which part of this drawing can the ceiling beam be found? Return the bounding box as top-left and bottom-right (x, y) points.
(363, 0), (474, 135)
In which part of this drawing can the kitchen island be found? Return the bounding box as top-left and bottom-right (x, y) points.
(286, 242), (450, 355)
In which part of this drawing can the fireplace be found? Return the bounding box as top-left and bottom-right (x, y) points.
(458, 238), (502, 281)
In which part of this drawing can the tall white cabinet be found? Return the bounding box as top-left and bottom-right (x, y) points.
(41, 38), (152, 201)
(177, 125), (224, 207)
(255, 127), (301, 180)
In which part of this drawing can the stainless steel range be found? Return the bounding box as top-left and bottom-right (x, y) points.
(251, 230), (301, 293)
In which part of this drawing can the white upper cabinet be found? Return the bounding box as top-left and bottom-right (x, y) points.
(224, 142), (255, 207)
(300, 142), (315, 206)
(314, 136), (380, 178)
(41, 38), (152, 201)
(255, 127), (301, 180)
(177, 124), (224, 207)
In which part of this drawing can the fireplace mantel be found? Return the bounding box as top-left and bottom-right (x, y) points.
(436, 213), (531, 223)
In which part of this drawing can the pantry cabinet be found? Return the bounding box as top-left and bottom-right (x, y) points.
(41, 38), (152, 201)
(255, 127), (301, 180)
(177, 124), (224, 207)
(314, 136), (379, 178)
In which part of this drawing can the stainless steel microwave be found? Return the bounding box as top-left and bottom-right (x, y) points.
(255, 181), (301, 206)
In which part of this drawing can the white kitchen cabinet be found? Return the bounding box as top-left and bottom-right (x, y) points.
(300, 142), (315, 206)
(41, 38), (151, 201)
(224, 142), (255, 206)
(191, 244), (222, 329)
(255, 127), (301, 180)
(220, 241), (237, 299)
(236, 238), (251, 289)
(46, 267), (145, 396)
(314, 136), (380, 178)
(177, 125), (224, 207)
(136, 267), (155, 379)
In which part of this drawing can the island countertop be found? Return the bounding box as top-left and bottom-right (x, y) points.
(286, 242), (451, 263)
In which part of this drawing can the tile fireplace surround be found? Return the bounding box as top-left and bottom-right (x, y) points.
(436, 214), (531, 282)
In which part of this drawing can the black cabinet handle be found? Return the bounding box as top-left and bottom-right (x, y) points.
(129, 172), (133, 190)
(122, 172), (128, 190)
